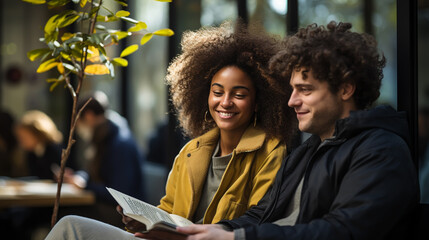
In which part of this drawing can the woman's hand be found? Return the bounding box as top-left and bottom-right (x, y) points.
(116, 205), (147, 233)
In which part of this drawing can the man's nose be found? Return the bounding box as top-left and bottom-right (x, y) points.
(288, 90), (300, 107)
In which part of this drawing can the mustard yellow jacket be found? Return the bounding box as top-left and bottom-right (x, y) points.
(157, 126), (286, 224)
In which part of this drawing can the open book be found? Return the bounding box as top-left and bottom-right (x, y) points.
(106, 187), (193, 235)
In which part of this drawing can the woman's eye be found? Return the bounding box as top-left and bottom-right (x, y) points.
(235, 94), (246, 99)
(213, 91), (223, 96)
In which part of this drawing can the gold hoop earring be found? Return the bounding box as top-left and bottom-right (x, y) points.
(205, 111), (209, 122)
(253, 113), (257, 127)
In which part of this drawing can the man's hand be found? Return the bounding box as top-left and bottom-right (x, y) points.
(177, 224), (234, 240)
(116, 205), (146, 233)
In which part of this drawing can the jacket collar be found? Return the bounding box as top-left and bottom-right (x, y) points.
(191, 126), (267, 154)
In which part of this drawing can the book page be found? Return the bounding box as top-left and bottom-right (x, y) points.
(106, 187), (176, 228)
(170, 214), (193, 227)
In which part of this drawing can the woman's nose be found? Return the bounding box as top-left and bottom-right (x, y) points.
(220, 95), (233, 108)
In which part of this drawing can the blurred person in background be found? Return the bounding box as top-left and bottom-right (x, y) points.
(15, 110), (63, 180)
(61, 91), (145, 227)
(0, 109), (24, 177)
(1, 110), (63, 239)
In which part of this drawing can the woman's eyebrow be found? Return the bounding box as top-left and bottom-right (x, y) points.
(232, 86), (250, 91)
(212, 83), (223, 88)
(211, 83), (250, 91)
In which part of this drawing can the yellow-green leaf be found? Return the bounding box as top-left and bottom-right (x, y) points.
(115, 10), (130, 18)
(114, 31), (130, 40)
(120, 44), (138, 58)
(57, 14), (80, 28)
(128, 22), (147, 32)
(80, 0), (87, 8)
(154, 0), (172, 2)
(140, 33), (153, 45)
(37, 59), (59, 73)
(48, 80), (62, 92)
(46, 78), (58, 83)
(60, 52), (72, 61)
(84, 64), (110, 75)
(153, 28), (174, 36)
(44, 14), (59, 34)
(22, 0), (46, 4)
(27, 48), (51, 61)
(112, 58), (128, 67)
(61, 32), (75, 42)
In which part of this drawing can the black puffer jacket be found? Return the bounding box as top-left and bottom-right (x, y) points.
(221, 106), (419, 240)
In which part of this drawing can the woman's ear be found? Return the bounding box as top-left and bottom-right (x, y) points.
(340, 83), (355, 101)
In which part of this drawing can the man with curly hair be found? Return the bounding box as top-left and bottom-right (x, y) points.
(176, 21), (419, 240)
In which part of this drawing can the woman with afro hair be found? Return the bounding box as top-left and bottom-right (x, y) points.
(45, 21), (296, 240)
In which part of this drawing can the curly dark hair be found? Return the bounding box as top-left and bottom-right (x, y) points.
(269, 21), (386, 110)
(166, 21), (296, 142)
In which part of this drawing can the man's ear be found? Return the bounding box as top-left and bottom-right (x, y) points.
(340, 83), (355, 101)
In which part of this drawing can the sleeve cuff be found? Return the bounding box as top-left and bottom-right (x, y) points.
(234, 228), (246, 240)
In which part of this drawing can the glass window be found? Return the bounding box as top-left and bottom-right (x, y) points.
(373, 0), (397, 108)
(418, 1), (429, 204)
(299, 0), (363, 31)
(127, 0), (169, 151)
(248, 0), (287, 37)
(201, 0), (237, 26)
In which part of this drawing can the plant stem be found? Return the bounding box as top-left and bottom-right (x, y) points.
(50, 0), (102, 228)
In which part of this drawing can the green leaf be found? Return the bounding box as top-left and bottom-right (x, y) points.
(113, 0), (128, 7)
(27, 48), (51, 61)
(96, 45), (107, 56)
(95, 25), (107, 31)
(62, 62), (78, 73)
(120, 44), (138, 58)
(140, 33), (153, 45)
(115, 10), (130, 18)
(107, 62), (115, 78)
(153, 28), (174, 36)
(112, 57), (128, 67)
(37, 58), (58, 73)
(22, 0), (46, 4)
(128, 21), (147, 32)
